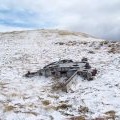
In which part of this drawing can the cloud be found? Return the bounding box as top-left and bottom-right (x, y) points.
(0, 0), (120, 40)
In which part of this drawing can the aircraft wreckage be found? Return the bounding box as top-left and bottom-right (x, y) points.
(24, 58), (97, 92)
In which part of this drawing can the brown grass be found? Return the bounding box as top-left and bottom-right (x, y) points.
(67, 115), (86, 120)
(108, 42), (120, 54)
(93, 110), (116, 120)
(48, 94), (59, 99)
(58, 31), (78, 36)
(100, 41), (109, 46)
(78, 106), (89, 114)
(0, 82), (9, 89)
(105, 110), (116, 120)
(42, 100), (51, 106)
(56, 103), (72, 110)
(14, 110), (38, 116)
(4, 104), (16, 112)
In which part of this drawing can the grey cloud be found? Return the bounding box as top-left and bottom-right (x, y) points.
(0, 0), (120, 40)
(54, 0), (120, 40)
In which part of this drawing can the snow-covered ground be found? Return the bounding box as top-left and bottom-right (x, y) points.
(0, 29), (120, 120)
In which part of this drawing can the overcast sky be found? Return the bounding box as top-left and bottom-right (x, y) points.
(0, 0), (120, 40)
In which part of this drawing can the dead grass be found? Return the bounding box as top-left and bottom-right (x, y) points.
(55, 41), (89, 46)
(92, 118), (105, 120)
(88, 50), (95, 54)
(4, 104), (16, 112)
(100, 41), (109, 46)
(42, 100), (51, 106)
(48, 94), (59, 99)
(58, 31), (78, 36)
(105, 110), (116, 120)
(55, 42), (65, 45)
(43, 105), (57, 111)
(9, 92), (27, 100)
(67, 115), (86, 120)
(11, 93), (18, 97)
(43, 101), (72, 111)
(0, 82), (9, 89)
(14, 111), (38, 116)
(108, 47), (116, 53)
(56, 103), (72, 110)
(59, 100), (69, 103)
(66, 41), (77, 46)
(23, 111), (38, 116)
(93, 110), (116, 120)
(108, 42), (120, 54)
(51, 83), (63, 90)
(78, 106), (89, 114)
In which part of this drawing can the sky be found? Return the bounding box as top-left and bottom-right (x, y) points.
(0, 0), (120, 41)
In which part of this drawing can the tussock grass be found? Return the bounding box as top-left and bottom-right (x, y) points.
(58, 31), (78, 36)
(48, 94), (59, 99)
(0, 82), (9, 89)
(108, 42), (120, 53)
(56, 103), (72, 110)
(42, 100), (51, 106)
(105, 110), (116, 120)
(67, 115), (86, 120)
(78, 106), (89, 114)
(14, 111), (38, 116)
(4, 104), (16, 112)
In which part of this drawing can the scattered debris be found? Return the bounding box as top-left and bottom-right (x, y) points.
(24, 58), (97, 91)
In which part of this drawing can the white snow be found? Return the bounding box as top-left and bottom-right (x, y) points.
(0, 29), (120, 120)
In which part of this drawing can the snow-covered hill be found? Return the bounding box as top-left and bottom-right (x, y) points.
(0, 29), (120, 120)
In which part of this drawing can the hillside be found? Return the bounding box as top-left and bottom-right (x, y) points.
(0, 29), (120, 120)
